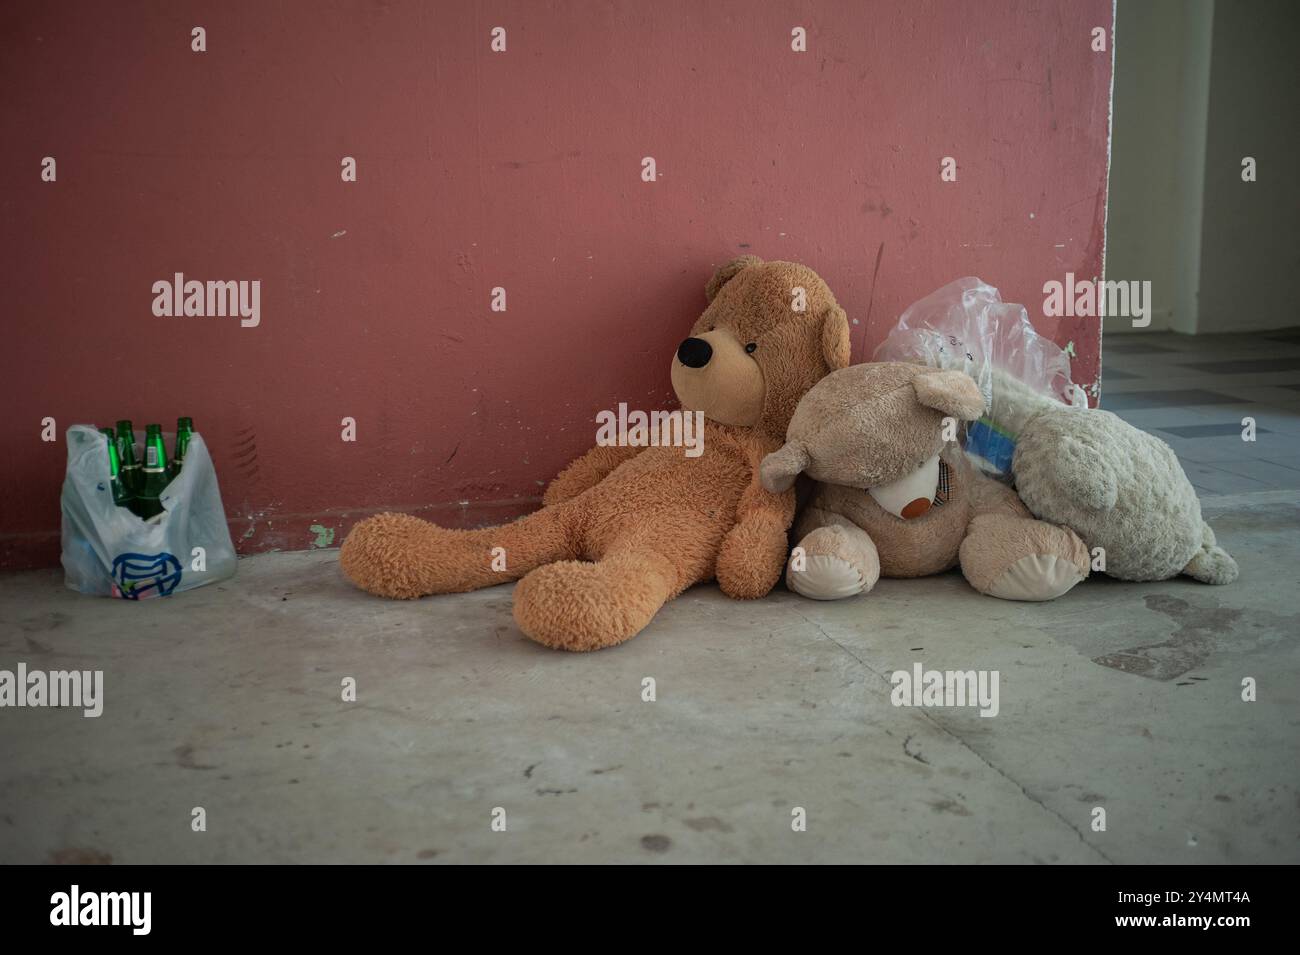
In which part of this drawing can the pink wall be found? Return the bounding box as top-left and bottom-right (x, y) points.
(0, 0), (1113, 569)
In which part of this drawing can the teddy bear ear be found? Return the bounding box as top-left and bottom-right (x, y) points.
(912, 370), (986, 421)
(705, 255), (763, 302)
(821, 305), (851, 370)
(760, 441), (811, 493)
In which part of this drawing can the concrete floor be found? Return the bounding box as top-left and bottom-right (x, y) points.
(3, 330), (1299, 864)
(1, 488), (1297, 864)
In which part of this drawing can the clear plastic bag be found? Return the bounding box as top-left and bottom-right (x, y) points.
(60, 425), (237, 598)
(873, 277), (1084, 479)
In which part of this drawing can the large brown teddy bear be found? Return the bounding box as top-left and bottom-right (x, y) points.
(339, 256), (850, 650)
(760, 361), (1092, 602)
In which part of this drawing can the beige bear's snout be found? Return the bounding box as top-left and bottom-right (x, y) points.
(670, 328), (766, 428)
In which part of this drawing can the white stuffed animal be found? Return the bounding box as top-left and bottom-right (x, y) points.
(992, 369), (1237, 584)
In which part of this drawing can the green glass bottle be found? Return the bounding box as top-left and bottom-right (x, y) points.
(136, 424), (170, 521)
(171, 416), (193, 478)
(100, 427), (134, 510)
(115, 419), (141, 495)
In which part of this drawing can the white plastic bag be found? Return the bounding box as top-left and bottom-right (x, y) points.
(61, 425), (237, 598)
(874, 277), (1085, 478)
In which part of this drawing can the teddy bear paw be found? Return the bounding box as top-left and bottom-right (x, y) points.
(985, 552), (1086, 602)
(339, 512), (444, 599)
(961, 515), (1089, 602)
(787, 553), (869, 601)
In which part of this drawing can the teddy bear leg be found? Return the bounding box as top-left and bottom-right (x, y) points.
(512, 545), (682, 651)
(968, 472), (1036, 519)
(959, 513), (1090, 601)
(339, 505), (578, 599)
(785, 508), (880, 600)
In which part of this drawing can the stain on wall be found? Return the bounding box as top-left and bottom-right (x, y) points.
(0, 0), (1113, 568)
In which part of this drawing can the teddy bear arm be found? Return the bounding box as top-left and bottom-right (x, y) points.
(715, 477), (796, 600)
(735, 467), (798, 528)
(541, 444), (644, 506)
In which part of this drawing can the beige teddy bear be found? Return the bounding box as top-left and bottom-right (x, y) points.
(760, 361), (1091, 601)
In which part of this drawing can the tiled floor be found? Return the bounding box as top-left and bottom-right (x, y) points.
(1101, 329), (1300, 496)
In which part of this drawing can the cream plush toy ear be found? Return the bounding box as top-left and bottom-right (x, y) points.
(760, 441), (810, 493)
(912, 369), (986, 421)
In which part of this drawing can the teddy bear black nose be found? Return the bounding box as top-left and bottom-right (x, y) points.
(677, 337), (713, 368)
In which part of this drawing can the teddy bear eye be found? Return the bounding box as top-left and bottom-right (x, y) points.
(745, 342), (758, 354)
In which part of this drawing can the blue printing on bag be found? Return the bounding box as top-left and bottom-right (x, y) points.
(111, 552), (183, 600)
